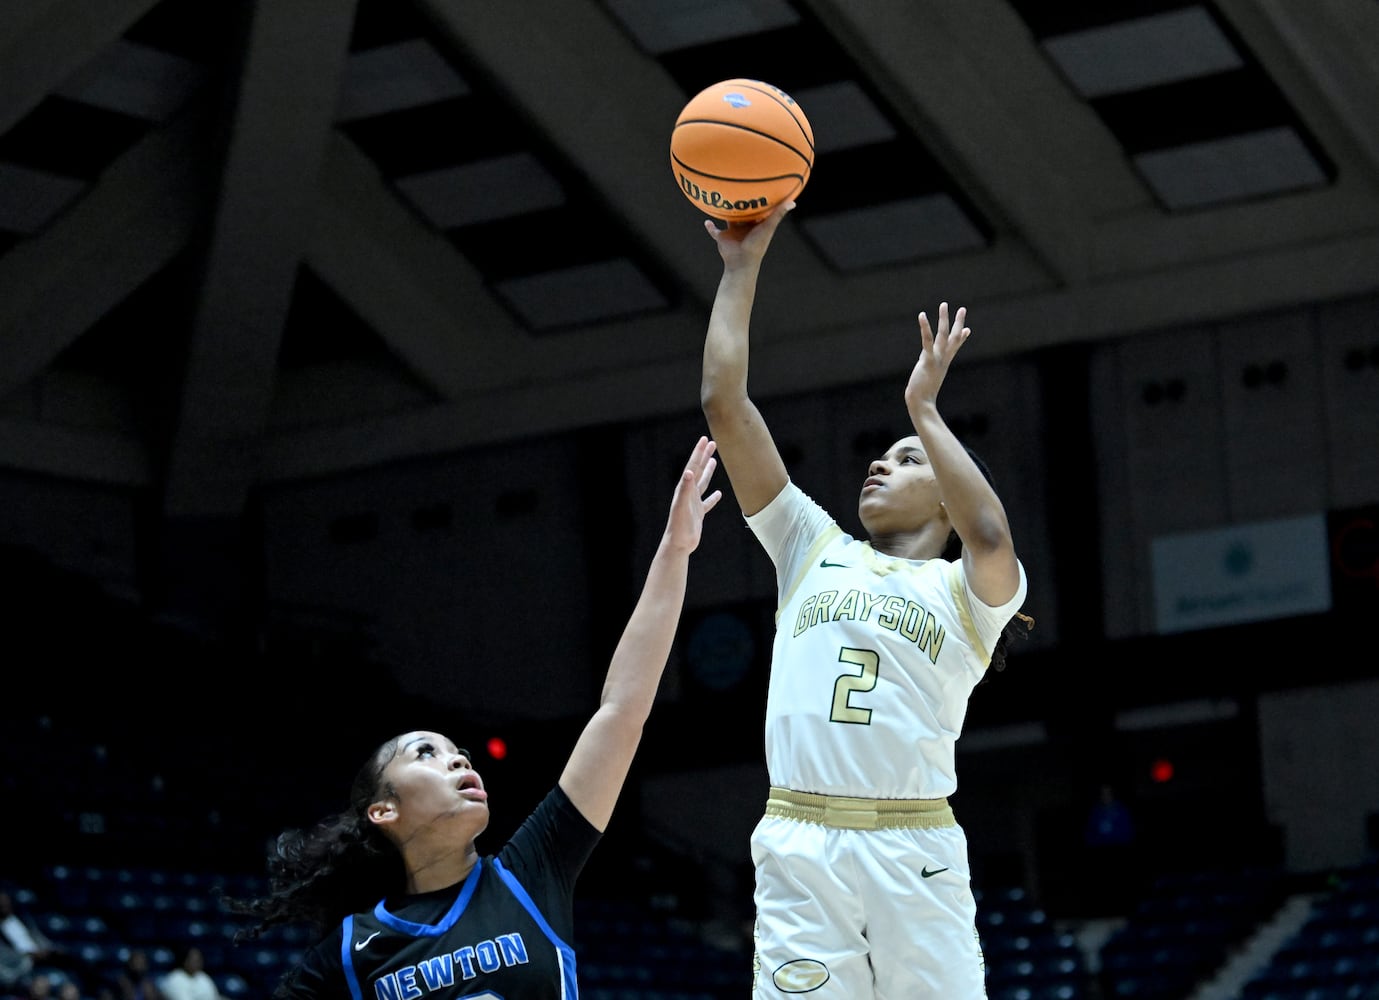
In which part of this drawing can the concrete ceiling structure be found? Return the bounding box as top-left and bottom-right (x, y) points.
(2, 0), (1378, 528)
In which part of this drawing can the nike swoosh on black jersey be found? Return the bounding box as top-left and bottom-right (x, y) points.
(355, 931), (381, 951)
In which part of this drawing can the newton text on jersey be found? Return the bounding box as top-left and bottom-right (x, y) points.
(372, 932), (529, 1000)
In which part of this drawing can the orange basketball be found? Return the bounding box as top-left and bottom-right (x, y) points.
(670, 79), (814, 223)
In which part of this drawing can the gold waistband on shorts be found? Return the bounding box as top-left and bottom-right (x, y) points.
(766, 786), (955, 831)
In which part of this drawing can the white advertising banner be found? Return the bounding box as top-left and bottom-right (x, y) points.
(1151, 513), (1332, 634)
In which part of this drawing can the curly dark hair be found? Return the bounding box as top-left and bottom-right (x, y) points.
(989, 611), (1035, 673)
(220, 736), (406, 945)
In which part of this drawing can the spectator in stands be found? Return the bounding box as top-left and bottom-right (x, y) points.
(25, 974), (85, 1000)
(0, 893), (87, 991)
(23, 973), (66, 1000)
(0, 894), (60, 973)
(0, 935), (32, 995)
(110, 951), (163, 1000)
(156, 948), (223, 1000)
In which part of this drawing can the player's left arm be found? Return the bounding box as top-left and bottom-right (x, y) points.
(905, 303), (1021, 608)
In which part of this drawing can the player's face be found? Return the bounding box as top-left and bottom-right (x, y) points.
(857, 436), (944, 533)
(379, 731), (489, 831)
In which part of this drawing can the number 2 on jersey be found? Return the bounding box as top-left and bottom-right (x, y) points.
(831, 646), (878, 724)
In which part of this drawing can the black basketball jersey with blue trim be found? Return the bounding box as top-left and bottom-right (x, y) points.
(276, 785), (600, 1000)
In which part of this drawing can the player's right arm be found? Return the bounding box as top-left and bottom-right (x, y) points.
(699, 201), (795, 516)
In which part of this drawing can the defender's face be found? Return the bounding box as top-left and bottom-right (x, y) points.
(378, 731), (489, 833)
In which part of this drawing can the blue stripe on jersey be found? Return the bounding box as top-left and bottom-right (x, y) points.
(340, 914), (364, 1000)
(492, 857), (578, 999)
(373, 861), (483, 937)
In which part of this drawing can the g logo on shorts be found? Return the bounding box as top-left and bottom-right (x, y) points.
(773, 958), (830, 993)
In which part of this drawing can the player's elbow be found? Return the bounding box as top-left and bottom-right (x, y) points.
(700, 381), (741, 426)
(961, 509), (1016, 556)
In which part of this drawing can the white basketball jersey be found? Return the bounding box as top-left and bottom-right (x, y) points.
(746, 481), (1028, 800)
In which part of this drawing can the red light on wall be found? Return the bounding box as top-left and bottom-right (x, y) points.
(486, 736), (508, 761)
(1150, 758), (1175, 783)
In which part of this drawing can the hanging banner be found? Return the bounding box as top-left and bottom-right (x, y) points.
(1151, 514), (1332, 634)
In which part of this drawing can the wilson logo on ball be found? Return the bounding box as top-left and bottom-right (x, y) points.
(677, 173), (772, 215)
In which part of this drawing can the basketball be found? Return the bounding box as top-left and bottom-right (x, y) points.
(670, 78), (814, 223)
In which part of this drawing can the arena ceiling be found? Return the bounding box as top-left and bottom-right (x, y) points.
(2, 0), (1378, 527)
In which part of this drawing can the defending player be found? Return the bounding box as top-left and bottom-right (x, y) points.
(223, 437), (722, 999)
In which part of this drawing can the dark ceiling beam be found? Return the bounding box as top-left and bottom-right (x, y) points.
(1215, 0), (1379, 176)
(0, 110), (209, 401)
(799, 0), (1105, 287)
(161, 0), (358, 519)
(258, 215), (1379, 483)
(411, 0), (838, 312)
(0, 418), (150, 485)
(307, 132), (522, 400)
(0, 0), (161, 135)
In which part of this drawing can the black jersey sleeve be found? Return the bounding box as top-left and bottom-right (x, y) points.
(495, 784), (601, 940)
(270, 925), (345, 999)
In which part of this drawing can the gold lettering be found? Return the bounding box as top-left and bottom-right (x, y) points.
(794, 594), (817, 637)
(860, 593), (888, 620)
(810, 591), (839, 628)
(877, 594), (906, 630)
(918, 615), (945, 664)
(794, 589), (946, 662)
(899, 602), (923, 642)
(833, 589), (861, 621)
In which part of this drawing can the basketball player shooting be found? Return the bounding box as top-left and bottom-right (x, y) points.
(699, 199), (1033, 999)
